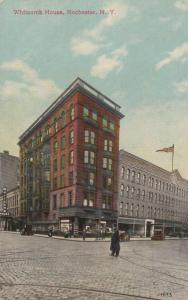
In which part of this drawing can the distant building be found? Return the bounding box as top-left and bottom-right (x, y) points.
(19, 78), (124, 231)
(118, 150), (188, 237)
(0, 186), (20, 230)
(0, 151), (19, 192)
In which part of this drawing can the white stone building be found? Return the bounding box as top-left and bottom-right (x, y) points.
(118, 150), (188, 237)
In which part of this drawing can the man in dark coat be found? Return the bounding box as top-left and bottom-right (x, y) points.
(110, 230), (120, 257)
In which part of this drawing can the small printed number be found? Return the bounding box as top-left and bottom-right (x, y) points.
(160, 292), (172, 297)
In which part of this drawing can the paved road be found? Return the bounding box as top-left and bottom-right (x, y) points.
(0, 232), (188, 300)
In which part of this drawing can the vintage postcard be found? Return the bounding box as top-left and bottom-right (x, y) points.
(0, 1), (188, 299)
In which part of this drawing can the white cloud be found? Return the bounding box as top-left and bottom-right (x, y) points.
(0, 59), (61, 155)
(91, 47), (127, 78)
(120, 101), (188, 179)
(70, 0), (128, 56)
(70, 36), (102, 56)
(156, 42), (188, 70)
(175, 80), (188, 94)
(0, 60), (61, 100)
(175, 0), (188, 11)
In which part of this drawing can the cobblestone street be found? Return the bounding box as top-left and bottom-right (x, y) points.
(0, 232), (188, 300)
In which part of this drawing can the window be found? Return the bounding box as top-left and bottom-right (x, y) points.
(68, 191), (73, 206)
(90, 151), (95, 164)
(127, 169), (130, 180)
(141, 205), (144, 216)
(103, 157), (107, 169)
(103, 158), (112, 170)
(155, 179), (158, 190)
(104, 139), (108, 151)
(120, 184), (124, 196)
(125, 203), (128, 215)
(131, 171), (135, 182)
(136, 205), (139, 216)
(84, 151), (95, 165)
(142, 174), (146, 185)
(54, 140), (58, 153)
(61, 111), (66, 127)
(90, 132), (95, 144)
(130, 204), (133, 216)
(109, 140), (113, 152)
(151, 178), (154, 188)
(69, 130), (74, 144)
(70, 151), (74, 164)
(83, 107), (89, 117)
(53, 195), (57, 210)
(61, 136), (65, 149)
(84, 130), (89, 143)
(102, 195), (112, 209)
(104, 139), (113, 152)
(45, 125), (50, 136)
(83, 192), (95, 207)
(54, 118), (58, 133)
(84, 130), (95, 144)
(70, 105), (74, 120)
(109, 159), (112, 170)
(92, 111), (97, 121)
(137, 173), (141, 184)
(109, 121), (115, 131)
(102, 117), (108, 128)
(126, 186), (130, 197)
(121, 167), (125, 178)
(61, 155), (65, 169)
(107, 177), (112, 189)
(84, 150), (89, 164)
(142, 190), (145, 201)
(88, 172), (95, 185)
(131, 187), (135, 198)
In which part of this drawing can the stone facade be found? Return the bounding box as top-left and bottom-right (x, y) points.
(118, 150), (188, 237)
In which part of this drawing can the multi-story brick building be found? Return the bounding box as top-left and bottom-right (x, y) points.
(0, 151), (19, 192)
(19, 78), (124, 232)
(0, 186), (20, 230)
(118, 150), (188, 237)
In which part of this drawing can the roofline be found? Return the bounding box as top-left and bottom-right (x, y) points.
(19, 77), (124, 143)
(119, 149), (188, 182)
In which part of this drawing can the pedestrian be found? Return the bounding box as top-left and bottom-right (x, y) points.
(110, 230), (120, 257)
(82, 228), (86, 241)
(48, 227), (53, 237)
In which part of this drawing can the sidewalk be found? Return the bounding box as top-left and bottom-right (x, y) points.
(3, 231), (188, 242)
(34, 234), (151, 242)
(34, 234), (188, 242)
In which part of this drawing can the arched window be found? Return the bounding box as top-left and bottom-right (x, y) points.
(121, 166), (125, 178)
(120, 184), (125, 196)
(126, 169), (130, 180)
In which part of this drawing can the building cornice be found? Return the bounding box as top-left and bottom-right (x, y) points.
(18, 77), (125, 144)
(119, 149), (188, 183)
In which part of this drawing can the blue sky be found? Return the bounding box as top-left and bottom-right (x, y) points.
(0, 0), (188, 178)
